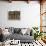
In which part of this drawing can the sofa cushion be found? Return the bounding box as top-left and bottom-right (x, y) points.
(9, 33), (34, 43)
(14, 28), (21, 34)
(8, 27), (14, 34)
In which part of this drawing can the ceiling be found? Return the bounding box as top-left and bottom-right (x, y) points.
(1, 0), (39, 1)
(0, 0), (45, 4)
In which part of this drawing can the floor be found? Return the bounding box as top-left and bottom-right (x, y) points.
(0, 40), (46, 46)
(21, 40), (46, 46)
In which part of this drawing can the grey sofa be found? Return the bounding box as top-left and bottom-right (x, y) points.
(3, 27), (34, 43)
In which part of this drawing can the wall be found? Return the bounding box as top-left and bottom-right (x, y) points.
(0, 1), (40, 28)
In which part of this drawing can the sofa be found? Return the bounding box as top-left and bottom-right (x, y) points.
(3, 27), (34, 43)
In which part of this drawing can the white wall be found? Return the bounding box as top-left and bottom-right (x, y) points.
(0, 1), (40, 28)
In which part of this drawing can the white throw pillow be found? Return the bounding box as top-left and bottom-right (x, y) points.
(2, 29), (10, 36)
(21, 28), (27, 35)
(25, 28), (31, 35)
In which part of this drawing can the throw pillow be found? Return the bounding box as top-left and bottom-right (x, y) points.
(14, 28), (21, 34)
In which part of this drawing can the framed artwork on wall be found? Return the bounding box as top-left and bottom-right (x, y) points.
(8, 11), (20, 20)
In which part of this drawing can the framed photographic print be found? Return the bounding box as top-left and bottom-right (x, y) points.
(8, 11), (20, 20)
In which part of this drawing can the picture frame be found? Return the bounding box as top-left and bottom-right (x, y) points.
(8, 11), (20, 20)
